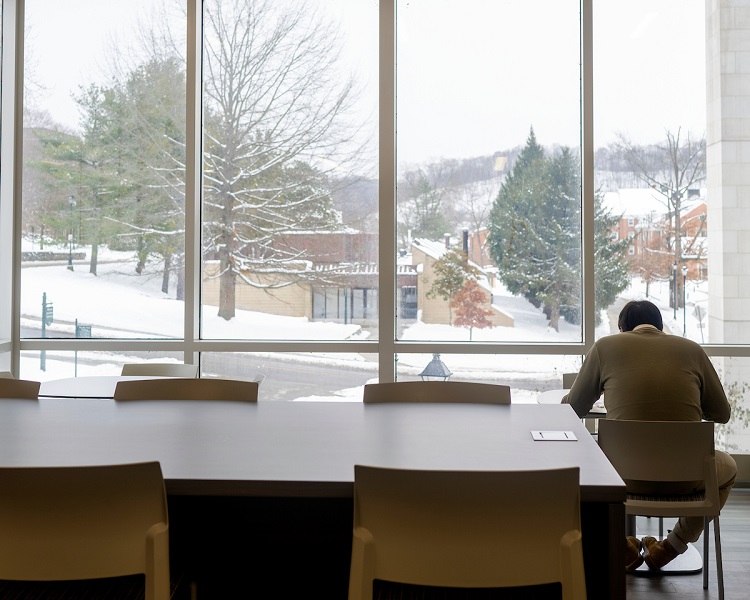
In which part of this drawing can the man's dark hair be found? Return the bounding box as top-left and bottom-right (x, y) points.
(617, 300), (663, 332)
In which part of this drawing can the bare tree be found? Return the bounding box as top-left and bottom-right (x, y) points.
(615, 129), (706, 307)
(199, 0), (362, 319)
(398, 160), (459, 247)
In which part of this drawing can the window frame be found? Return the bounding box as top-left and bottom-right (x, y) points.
(5, 0), (750, 385)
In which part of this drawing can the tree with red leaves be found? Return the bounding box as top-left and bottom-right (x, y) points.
(451, 279), (494, 340)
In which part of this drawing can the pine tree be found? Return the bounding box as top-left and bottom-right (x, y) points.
(593, 191), (630, 320)
(488, 128), (629, 330)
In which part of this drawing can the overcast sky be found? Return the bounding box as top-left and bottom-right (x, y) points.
(24, 0), (704, 167)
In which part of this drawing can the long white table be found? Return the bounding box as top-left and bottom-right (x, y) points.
(0, 399), (624, 598)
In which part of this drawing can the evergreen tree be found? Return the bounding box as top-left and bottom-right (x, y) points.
(593, 192), (631, 320)
(487, 128), (548, 309)
(488, 128), (629, 330)
(540, 147), (583, 329)
(34, 85), (132, 276)
(34, 58), (187, 290)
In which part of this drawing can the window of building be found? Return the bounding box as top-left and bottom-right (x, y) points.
(313, 287), (378, 322)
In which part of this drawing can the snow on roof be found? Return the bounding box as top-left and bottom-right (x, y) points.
(603, 187), (706, 218)
(411, 238), (451, 260)
(603, 188), (667, 217)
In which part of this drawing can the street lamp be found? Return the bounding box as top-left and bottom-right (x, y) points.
(419, 354), (452, 381)
(672, 261), (677, 319)
(682, 264), (688, 337)
(67, 195), (76, 271)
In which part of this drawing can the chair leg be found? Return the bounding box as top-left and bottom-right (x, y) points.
(714, 516), (724, 600)
(703, 516), (709, 590)
(626, 514), (636, 537)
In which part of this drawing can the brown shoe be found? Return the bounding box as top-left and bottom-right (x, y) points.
(642, 536), (679, 570)
(625, 536), (643, 572)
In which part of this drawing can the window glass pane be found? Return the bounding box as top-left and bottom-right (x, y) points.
(200, 0), (379, 341)
(396, 353), (583, 404)
(711, 357), (750, 454)
(20, 350), (185, 381)
(396, 0), (585, 342)
(595, 2), (750, 457)
(21, 0), (186, 340)
(593, 1), (705, 342)
(201, 351), (376, 402)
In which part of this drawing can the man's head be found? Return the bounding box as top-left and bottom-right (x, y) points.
(618, 300), (663, 332)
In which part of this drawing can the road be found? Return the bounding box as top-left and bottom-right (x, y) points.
(21, 321), (377, 401)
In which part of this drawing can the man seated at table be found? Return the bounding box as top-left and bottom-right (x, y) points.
(563, 299), (736, 572)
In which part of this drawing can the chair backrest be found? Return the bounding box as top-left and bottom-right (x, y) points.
(362, 381), (511, 405)
(562, 372), (578, 389)
(0, 378), (41, 399)
(349, 466), (585, 600)
(0, 462), (169, 600)
(597, 419), (720, 516)
(121, 363), (199, 377)
(114, 377), (258, 401)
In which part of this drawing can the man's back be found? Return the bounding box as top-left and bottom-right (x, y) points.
(566, 325), (729, 422)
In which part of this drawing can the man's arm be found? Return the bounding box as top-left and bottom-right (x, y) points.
(700, 352), (730, 424)
(562, 345), (604, 418)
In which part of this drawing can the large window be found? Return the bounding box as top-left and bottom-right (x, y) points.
(593, 0), (707, 344)
(21, 0), (186, 342)
(396, 0), (585, 342)
(3, 0), (750, 455)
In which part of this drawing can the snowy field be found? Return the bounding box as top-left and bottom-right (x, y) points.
(17, 240), (709, 402)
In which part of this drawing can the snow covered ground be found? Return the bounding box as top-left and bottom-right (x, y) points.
(17, 240), (708, 403)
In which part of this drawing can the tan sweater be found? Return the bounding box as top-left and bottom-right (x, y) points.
(563, 324), (730, 423)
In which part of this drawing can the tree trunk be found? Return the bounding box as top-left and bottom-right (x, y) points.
(162, 253), (172, 294)
(218, 253), (236, 320)
(89, 241), (98, 276)
(549, 305), (560, 332)
(176, 262), (185, 301)
(136, 235), (147, 274)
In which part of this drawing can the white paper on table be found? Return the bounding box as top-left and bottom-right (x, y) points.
(531, 430), (578, 441)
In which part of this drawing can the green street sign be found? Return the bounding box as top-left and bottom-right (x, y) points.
(43, 304), (54, 326)
(76, 324), (92, 338)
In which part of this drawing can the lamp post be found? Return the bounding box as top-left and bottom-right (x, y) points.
(419, 354), (452, 381)
(672, 261), (677, 319)
(67, 195), (76, 271)
(682, 264), (688, 337)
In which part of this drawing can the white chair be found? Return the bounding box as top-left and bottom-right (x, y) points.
(0, 462), (170, 600)
(121, 363), (199, 377)
(598, 419), (724, 599)
(348, 465), (585, 600)
(362, 381), (511, 404)
(562, 372), (577, 389)
(0, 378), (40, 399)
(114, 377), (258, 401)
